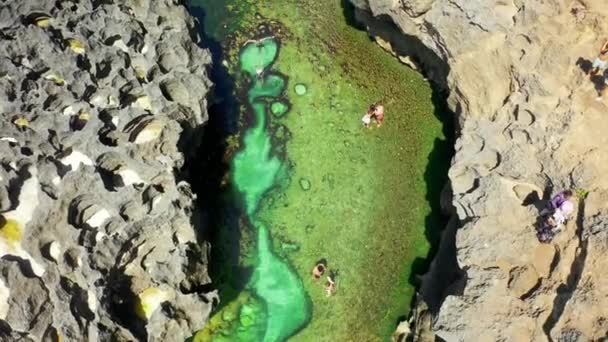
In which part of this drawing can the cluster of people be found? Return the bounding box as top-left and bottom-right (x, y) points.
(311, 260), (337, 297)
(536, 190), (575, 243)
(362, 102), (385, 128)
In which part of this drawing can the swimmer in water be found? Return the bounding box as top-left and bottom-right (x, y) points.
(312, 263), (326, 280)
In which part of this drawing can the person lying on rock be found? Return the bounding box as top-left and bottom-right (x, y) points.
(590, 40), (608, 79)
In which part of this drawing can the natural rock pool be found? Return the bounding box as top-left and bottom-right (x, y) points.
(188, 0), (452, 340)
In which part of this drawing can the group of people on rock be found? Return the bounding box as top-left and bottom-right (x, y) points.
(536, 190), (575, 243)
(310, 259), (337, 297)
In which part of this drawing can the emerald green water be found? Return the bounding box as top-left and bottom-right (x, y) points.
(189, 1), (451, 341)
(231, 39), (310, 341)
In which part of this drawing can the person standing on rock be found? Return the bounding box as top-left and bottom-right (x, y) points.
(590, 41), (608, 78)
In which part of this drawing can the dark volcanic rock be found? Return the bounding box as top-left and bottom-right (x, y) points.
(0, 0), (213, 340)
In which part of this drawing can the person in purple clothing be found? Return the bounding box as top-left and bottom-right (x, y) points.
(537, 190), (575, 242)
(542, 190), (574, 217)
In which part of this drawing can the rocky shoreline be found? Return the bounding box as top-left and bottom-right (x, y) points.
(351, 0), (608, 341)
(0, 0), (214, 340)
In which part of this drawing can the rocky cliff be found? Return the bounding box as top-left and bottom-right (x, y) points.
(0, 0), (214, 340)
(351, 0), (608, 341)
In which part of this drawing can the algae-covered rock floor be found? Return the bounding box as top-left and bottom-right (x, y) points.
(189, 0), (450, 340)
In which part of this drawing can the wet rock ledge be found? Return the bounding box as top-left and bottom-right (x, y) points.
(351, 0), (608, 341)
(0, 0), (213, 340)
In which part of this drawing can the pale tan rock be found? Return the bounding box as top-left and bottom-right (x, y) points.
(532, 244), (556, 278)
(508, 265), (540, 299)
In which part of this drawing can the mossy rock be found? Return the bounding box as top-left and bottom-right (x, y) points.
(12, 116), (29, 130)
(44, 73), (65, 86)
(299, 178), (311, 191)
(0, 217), (23, 246)
(270, 101), (288, 118)
(134, 288), (171, 320)
(294, 83), (307, 95)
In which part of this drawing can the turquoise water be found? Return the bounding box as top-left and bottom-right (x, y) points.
(211, 38), (310, 341)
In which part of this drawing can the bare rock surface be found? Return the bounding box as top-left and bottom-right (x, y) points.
(0, 0), (213, 340)
(352, 0), (608, 340)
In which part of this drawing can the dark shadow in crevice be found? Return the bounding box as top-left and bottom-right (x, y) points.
(341, 0), (366, 30)
(344, 3), (450, 88)
(181, 4), (251, 315)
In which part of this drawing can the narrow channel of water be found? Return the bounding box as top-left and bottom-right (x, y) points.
(188, 1), (451, 341)
(232, 38), (311, 341)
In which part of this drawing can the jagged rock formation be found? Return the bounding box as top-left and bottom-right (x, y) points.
(351, 0), (608, 340)
(0, 0), (214, 340)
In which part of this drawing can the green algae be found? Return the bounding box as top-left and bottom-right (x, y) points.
(294, 84), (307, 96)
(251, 221), (309, 341)
(188, 0), (450, 341)
(270, 101), (288, 117)
(195, 38), (310, 342)
(239, 38), (279, 79)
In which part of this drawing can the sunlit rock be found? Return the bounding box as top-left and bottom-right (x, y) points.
(116, 168), (145, 187)
(0, 167), (45, 277)
(130, 119), (164, 144)
(135, 287), (173, 320)
(34, 15), (51, 28)
(134, 95), (152, 111)
(43, 241), (61, 262)
(84, 208), (111, 229)
(59, 149), (94, 172)
(113, 39), (129, 53)
(0, 279), (9, 319)
(12, 115), (29, 131)
(66, 38), (86, 54)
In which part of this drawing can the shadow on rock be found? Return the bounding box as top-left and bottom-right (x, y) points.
(575, 57), (605, 94)
(183, 4), (252, 315)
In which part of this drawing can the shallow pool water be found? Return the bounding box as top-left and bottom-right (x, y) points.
(188, 0), (451, 341)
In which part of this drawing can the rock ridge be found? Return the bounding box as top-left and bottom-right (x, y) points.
(0, 0), (214, 340)
(351, 0), (608, 340)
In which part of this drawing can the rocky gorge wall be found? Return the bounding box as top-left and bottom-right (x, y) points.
(0, 0), (214, 340)
(350, 0), (608, 341)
